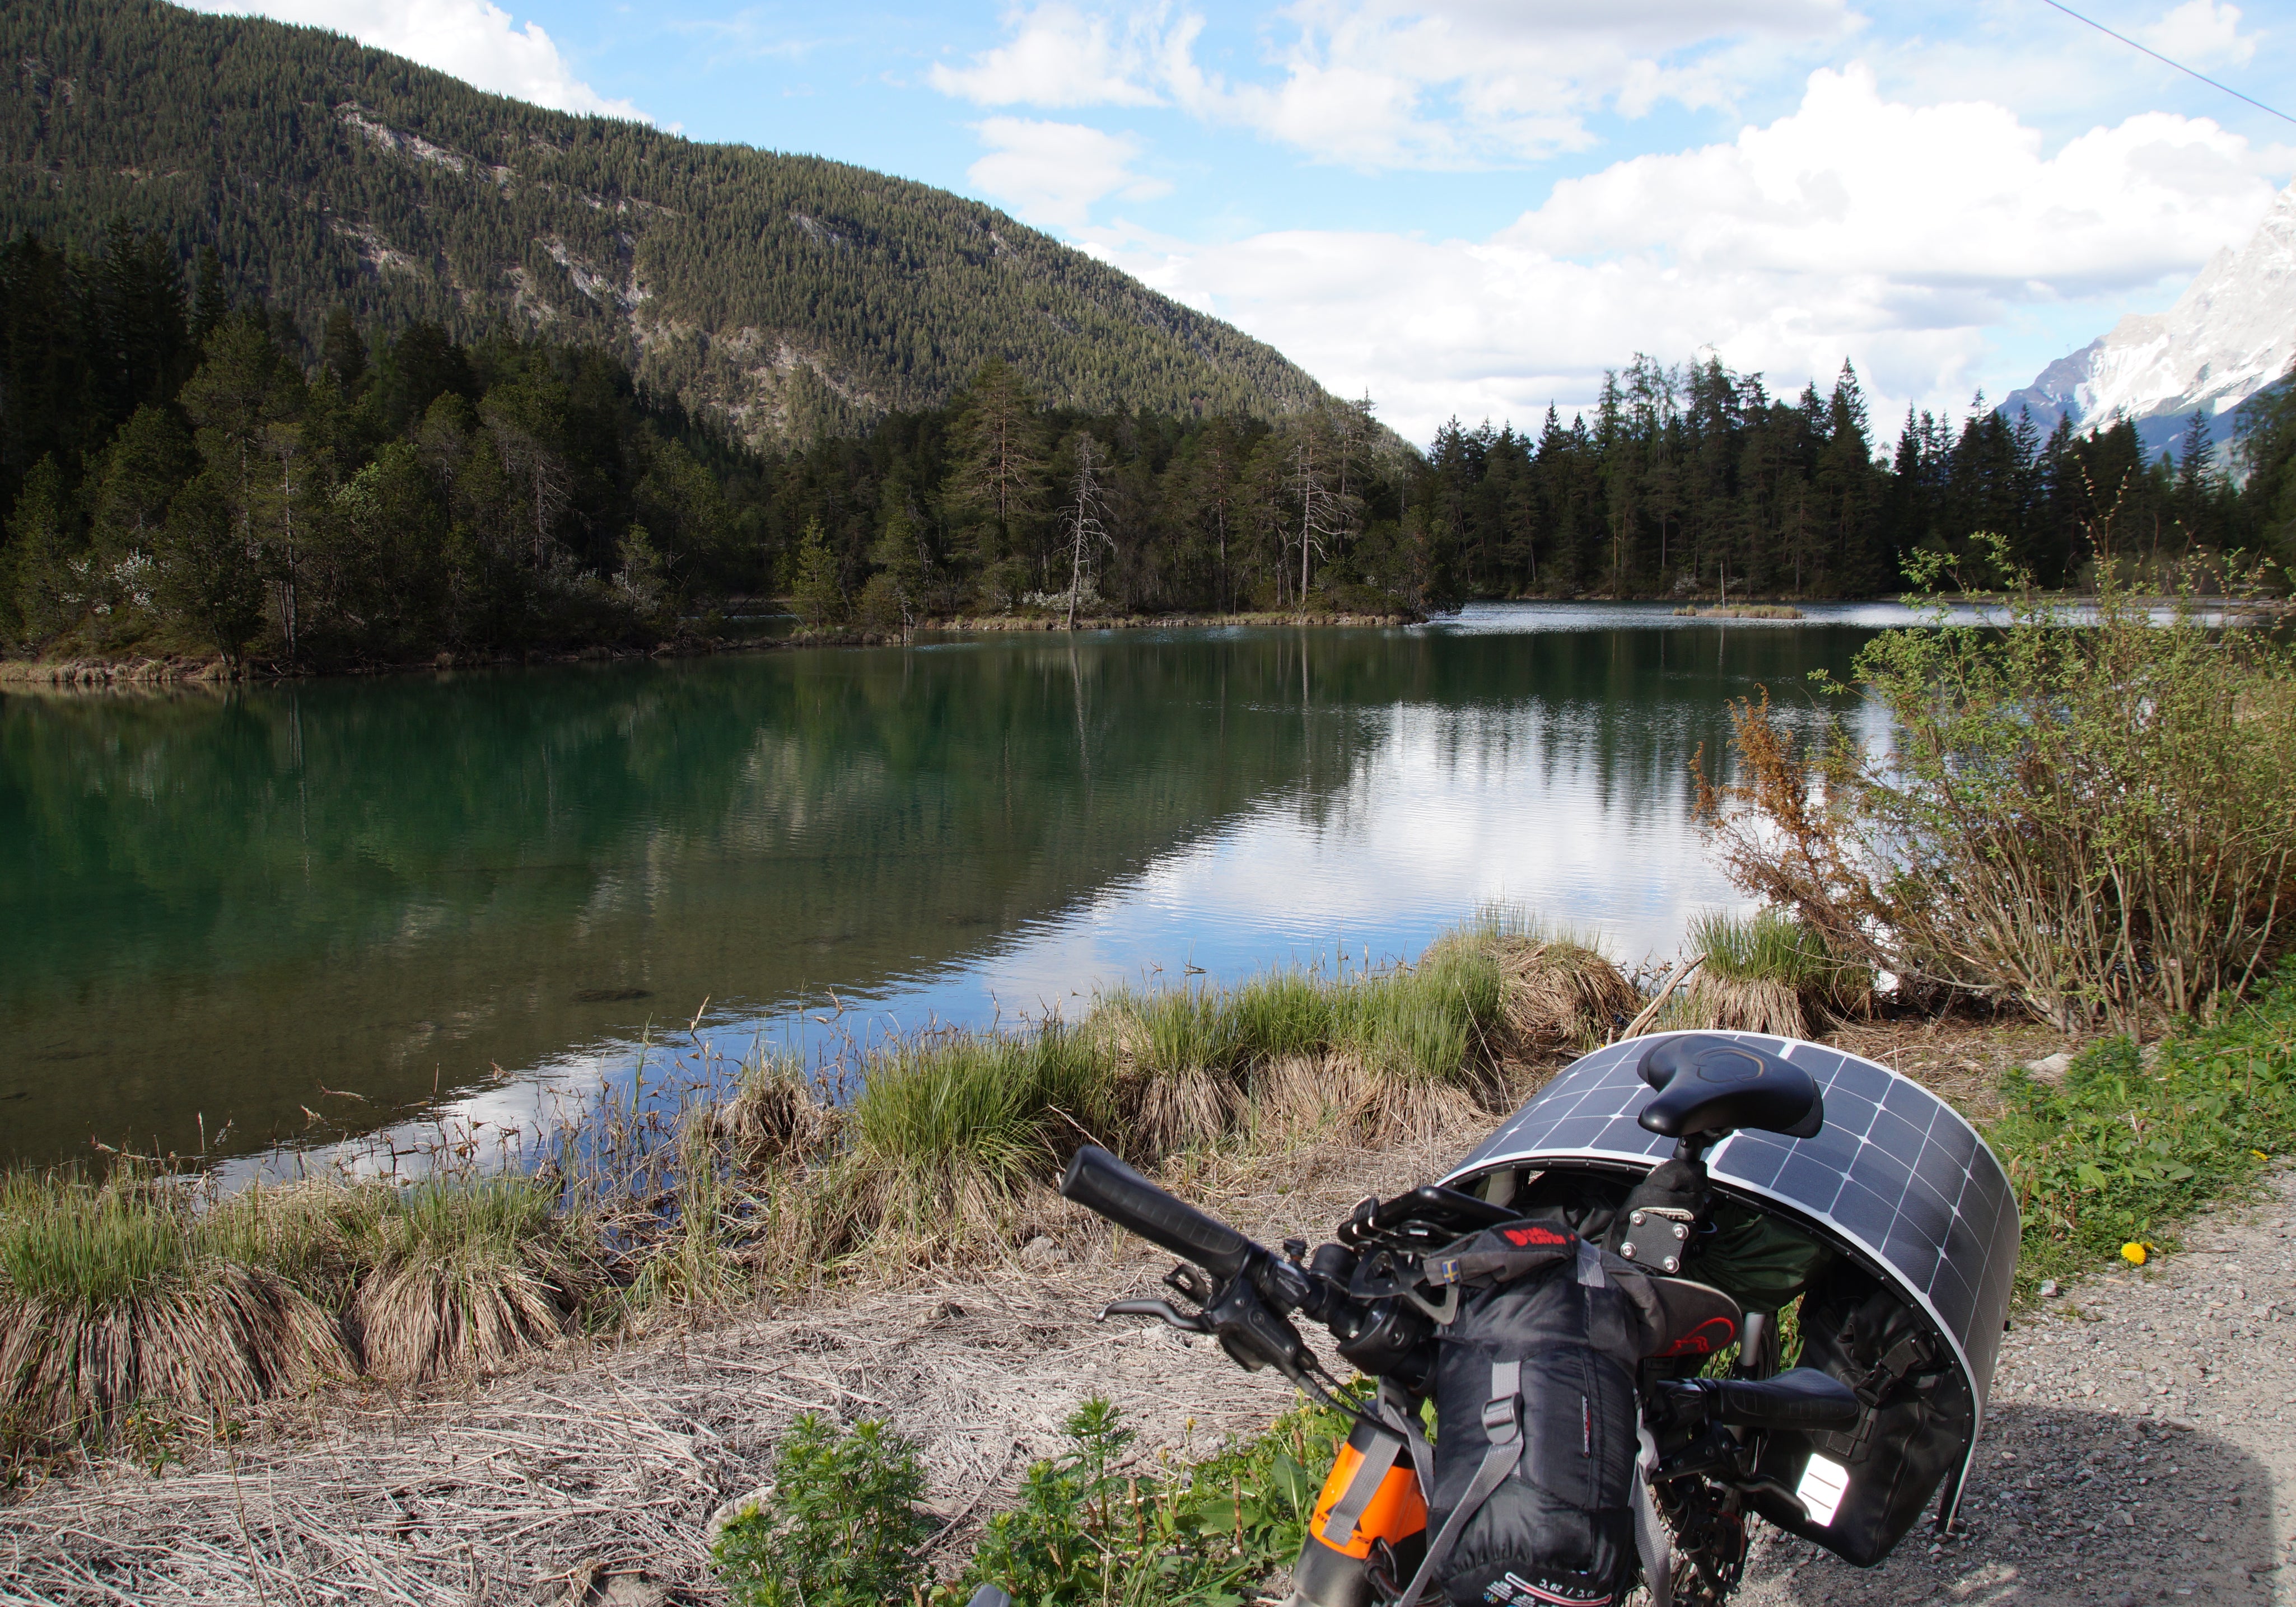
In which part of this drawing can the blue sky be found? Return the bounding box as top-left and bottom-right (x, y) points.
(187, 0), (2296, 446)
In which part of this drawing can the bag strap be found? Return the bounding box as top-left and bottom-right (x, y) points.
(1319, 1427), (1404, 1548)
(1630, 1418), (1672, 1607)
(1393, 1360), (1522, 1607)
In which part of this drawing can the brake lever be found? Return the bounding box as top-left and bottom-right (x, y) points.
(1099, 1297), (1214, 1333)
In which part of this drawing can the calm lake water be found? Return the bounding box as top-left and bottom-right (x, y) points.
(0, 602), (1917, 1169)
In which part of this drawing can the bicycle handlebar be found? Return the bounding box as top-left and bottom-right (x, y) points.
(1060, 1144), (1257, 1282)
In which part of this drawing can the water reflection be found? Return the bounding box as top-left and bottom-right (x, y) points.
(0, 603), (1910, 1167)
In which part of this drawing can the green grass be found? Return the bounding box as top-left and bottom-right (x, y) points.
(1103, 935), (1510, 1089)
(0, 1168), (196, 1309)
(1991, 957), (2296, 1290)
(851, 1022), (1116, 1185)
(1690, 908), (1837, 989)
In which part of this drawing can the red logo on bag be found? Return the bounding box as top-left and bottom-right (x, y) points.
(1658, 1317), (1739, 1358)
(1501, 1225), (1570, 1248)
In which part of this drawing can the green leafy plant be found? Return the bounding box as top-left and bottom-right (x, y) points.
(953, 1395), (1347, 1607)
(713, 1412), (931, 1607)
(1990, 957), (2296, 1288)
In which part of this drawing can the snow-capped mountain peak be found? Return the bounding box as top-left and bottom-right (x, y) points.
(2000, 177), (2296, 457)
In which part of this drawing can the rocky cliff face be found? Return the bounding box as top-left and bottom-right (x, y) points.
(2001, 177), (2296, 460)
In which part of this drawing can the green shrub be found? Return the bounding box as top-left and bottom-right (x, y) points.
(715, 1412), (931, 1607)
(1700, 551), (2296, 1031)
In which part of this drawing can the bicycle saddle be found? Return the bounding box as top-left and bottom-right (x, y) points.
(1636, 1034), (1823, 1140)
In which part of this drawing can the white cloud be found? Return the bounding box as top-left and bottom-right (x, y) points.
(967, 116), (1171, 229)
(928, 3), (1168, 107)
(934, 0), (1859, 168)
(2138, 0), (2260, 69)
(1086, 67), (2288, 444)
(180, 0), (648, 120)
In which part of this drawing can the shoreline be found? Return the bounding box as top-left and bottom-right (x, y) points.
(7, 590), (2288, 690)
(0, 608), (1426, 690)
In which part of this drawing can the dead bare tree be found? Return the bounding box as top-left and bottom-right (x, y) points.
(1060, 433), (1113, 632)
(1288, 419), (1354, 610)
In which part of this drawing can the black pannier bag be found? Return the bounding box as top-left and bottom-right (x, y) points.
(1745, 1270), (1976, 1564)
(1399, 1227), (1660, 1607)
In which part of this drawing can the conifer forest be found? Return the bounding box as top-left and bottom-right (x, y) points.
(3, 224), (2295, 669)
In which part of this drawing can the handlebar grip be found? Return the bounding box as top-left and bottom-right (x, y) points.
(1060, 1145), (1254, 1281)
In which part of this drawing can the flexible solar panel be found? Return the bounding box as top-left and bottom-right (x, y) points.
(1441, 1030), (2020, 1434)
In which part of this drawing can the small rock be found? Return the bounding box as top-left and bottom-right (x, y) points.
(1019, 1234), (1066, 1270)
(2114, 1592), (2142, 1607)
(2026, 1052), (2074, 1083)
(704, 1484), (774, 1547)
(2040, 1279), (2062, 1298)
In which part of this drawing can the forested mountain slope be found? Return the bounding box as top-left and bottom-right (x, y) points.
(1, 0), (1330, 447)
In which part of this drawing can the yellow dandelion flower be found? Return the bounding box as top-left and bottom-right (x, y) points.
(2121, 1242), (2148, 1266)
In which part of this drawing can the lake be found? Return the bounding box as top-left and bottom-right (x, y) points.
(0, 602), (1915, 1169)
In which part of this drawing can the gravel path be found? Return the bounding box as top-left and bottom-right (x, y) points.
(1738, 1170), (2296, 1607)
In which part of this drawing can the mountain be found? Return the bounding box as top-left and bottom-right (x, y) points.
(2000, 176), (2296, 461)
(0, 0), (1330, 446)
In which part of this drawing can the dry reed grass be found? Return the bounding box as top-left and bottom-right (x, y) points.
(342, 1179), (599, 1384)
(694, 1055), (839, 1167)
(1492, 934), (1640, 1055)
(1677, 971), (1809, 1036)
(0, 1266), (349, 1454)
(0, 1170), (353, 1460)
(1659, 908), (1875, 1038)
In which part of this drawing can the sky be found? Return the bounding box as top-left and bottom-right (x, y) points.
(180, 0), (2296, 449)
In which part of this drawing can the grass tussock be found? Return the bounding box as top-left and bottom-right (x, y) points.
(693, 1054), (838, 1169)
(0, 1168), (350, 1458)
(1668, 908), (1873, 1038)
(341, 1177), (596, 1384)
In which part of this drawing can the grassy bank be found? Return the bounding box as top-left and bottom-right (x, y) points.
(1993, 957), (2296, 1290)
(0, 915), (1629, 1469)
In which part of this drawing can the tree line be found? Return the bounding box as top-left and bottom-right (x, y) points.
(5, 227), (2292, 670)
(1422, 355), (2291, 601)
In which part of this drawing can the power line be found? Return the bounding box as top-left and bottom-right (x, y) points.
(2036, 0), (2296, 127)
